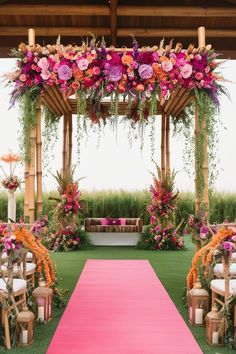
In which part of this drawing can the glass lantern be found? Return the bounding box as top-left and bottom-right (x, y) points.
(206, 304), (224, 346)
(188, 280), (209, 326)
(16, 306), (35, 346)
(32, 283), (53, 323)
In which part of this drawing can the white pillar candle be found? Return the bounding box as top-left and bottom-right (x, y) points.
(28, 28), (35, 46)
(21, 330), (28, 344)
(212, 331), (219, 344)
(195, 308), (203, 324)
(38, 306), (44, 321)
(189, 307), (192, 320)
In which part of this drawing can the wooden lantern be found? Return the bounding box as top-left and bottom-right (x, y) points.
(206, 304), (224, 346)
(16, 306), (35, 346)
(32, 282), (53, 323)
(188, 281), (209, 326)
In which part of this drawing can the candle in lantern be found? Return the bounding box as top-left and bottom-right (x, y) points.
(189, 307), (192, 320)
(195, 308), (203, 325)
(21, 330), (28, 344)
(38, 306), (44, 321)
(198, 26), (206, 47)
(212, 331), (219, 344)
(28, 28), (35, 46)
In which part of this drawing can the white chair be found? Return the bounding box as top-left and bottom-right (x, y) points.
(214, 263), (236, 278)
(0, 262), (36, 287)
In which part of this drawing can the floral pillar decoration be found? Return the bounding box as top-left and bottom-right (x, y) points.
(0, 151), (21, 222)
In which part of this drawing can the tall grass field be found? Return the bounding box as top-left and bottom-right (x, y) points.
(0, 190), (236, 224)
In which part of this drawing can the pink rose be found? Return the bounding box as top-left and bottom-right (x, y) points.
(38, 57), (49, 70)
(205, 66), (210, 74)
(195, 72), (204, 80)
(92, 66), (101, 75)
(180, 64), (192, 79)
(161, 60), (173, 72)
(194, 54), (202, 61)
(19, 74), (26, 82)
(41, 69), (51, 80)
(77, 58), (89, 71)
(138, 64), (153, 79)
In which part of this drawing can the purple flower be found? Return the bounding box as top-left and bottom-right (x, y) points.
(223, 241), (234, 254)
(138, 64), (153, 79)
(58, 65), (72, 81)
(105, 64), (122, 82)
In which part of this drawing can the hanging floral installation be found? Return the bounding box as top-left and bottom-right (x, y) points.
(137, 163), (184, 250)
(4, 37), (226, 162)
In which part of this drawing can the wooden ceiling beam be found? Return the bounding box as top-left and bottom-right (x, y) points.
(0, 5), (235, 17)
(0, 27), (235, 38)
(110, 0), (118, 46)
(117, 6), (236, 17)
(0, 4), (109, 16)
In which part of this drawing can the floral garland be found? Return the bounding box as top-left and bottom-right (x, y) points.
(14, 227), (55, 286)
(186, 228), (233, 289)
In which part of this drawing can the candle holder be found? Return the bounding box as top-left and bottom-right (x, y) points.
(16, 305), (35, 347)
(206, 304), (225, 346)
(188, 280), (209, 326)
(32, 283), (53, 323)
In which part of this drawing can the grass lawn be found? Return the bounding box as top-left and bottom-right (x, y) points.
(0, 236), (234, 354)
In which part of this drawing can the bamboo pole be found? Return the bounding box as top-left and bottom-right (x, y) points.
(165, 115), (170, 176)
(202, 114), (209, 211)
(62, 114), (68, 177)
(67, 112), (73, 170)
(36, 98), (43, 215)
(161, 112), (166, 179)
(28, 126), (36, 224)
(24, 162), (30, 219)
(194, 106), (201, 214)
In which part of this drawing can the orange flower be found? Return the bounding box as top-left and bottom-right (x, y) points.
(122, 54), (133, 66)
(0, 150), (21, 163)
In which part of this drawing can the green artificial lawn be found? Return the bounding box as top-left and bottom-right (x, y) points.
(0, 236), (234, 354)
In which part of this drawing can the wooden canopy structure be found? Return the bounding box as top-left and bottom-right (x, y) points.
(0, 0), (235, 58)
(23, 26), (210, 223)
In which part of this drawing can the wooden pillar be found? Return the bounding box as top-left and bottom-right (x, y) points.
(28, 126), (36, 224)
(62, 114), (68, 177)
(165, 115), (170, 176)
(24, 162), (30, 219)
(194, 107), (201, 214)
(36, 98), (43, 215)
(161, 112), (166, 178)
(67, 112), (73, 170)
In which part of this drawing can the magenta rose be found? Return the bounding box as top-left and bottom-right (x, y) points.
(195, 72), (204, 80)
(76, 58), (89, 71)
(58, 65), (72, 81)
(83, 77), (94, 88)
(180, 64), (193, 79)
(138, 64), (153, 79)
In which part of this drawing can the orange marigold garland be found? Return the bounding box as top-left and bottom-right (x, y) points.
(15, 227), (55, 286)
(187, 228), (233, 289)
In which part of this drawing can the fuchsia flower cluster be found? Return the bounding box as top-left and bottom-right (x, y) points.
(187, 211), (217, 246)
(149, 223), (184, 250)
(59, 183), (81, 217)
(46, 225), (81, 251)
(147, 184), (177, 219)
(8, 40), (221, 110)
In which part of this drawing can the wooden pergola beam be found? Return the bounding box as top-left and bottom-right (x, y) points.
(117, 6), (236, 17)
(110, 0), (118, 46)
(0, 5), (235, 17)
(0, 27), (235, 38)
(0, 5), (109, 16)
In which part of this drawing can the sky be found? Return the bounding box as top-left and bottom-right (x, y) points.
(0, 58), (235, 192)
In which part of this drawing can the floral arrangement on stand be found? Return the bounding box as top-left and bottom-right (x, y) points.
(137, 163), (184, 250)
(46, 169), (91, 251)
(186, 211), (217, 250)
(0, 151), (22, 222)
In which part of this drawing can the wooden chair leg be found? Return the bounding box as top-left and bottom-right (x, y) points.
(212, 291), (217, 307)
(3, 309), (11, 350)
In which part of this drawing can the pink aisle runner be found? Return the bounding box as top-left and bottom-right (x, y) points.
(47, 260), (202, 354)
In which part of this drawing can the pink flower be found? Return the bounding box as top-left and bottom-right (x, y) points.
(19, 74), (26, 82)
(58, 65), (72, 81)
(180, 64), (192, 79)
(38, 57), (49, 70)
(205, 66), (210, 74)
(195, 72), (204, 80)
(105, 64), (122, 82)
(92, 66), (101, 75)
(161, 60), (173, 72)
(76, 58), (89, 71)
(138, 64), (153, 79)
(41, 69), (51, 80)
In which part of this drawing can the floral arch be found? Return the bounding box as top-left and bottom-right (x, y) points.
(6, 27), (225, 223)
